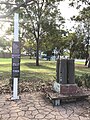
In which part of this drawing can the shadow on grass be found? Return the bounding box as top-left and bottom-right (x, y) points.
(20, 70), (55, 82)
(0, 64), (11, 67)
(22, 62), (55, 71)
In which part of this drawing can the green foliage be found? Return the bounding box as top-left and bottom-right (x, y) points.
(71, 6), (90, 59)
(83, 74), (90, 88)
(18, 0), (65, 65)
(69, 0), (90, 8)
(62, 32), (85, 59)
(75, 75), (83, 87)
(75, 73), (90, 88)
(0, 0), (66, 65)
(0, 37), (11, 52)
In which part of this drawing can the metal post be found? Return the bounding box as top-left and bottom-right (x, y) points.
(11, 13), (19, 100)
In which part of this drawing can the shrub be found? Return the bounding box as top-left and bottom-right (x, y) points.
(75, 75), (83, 87)
(83, 74), (90, 88)
(75, 73), (90, 88)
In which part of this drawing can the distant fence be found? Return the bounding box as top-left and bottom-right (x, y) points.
(0, 53), (11, 58)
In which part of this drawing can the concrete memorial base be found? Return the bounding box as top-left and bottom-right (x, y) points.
(45, 82), (90, 106)
(60, 84), (77, 95)
(44, 83), (90, 106)
(53, 82), (77, 95)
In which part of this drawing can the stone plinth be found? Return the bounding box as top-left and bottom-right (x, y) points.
(60, 84), (77, 95)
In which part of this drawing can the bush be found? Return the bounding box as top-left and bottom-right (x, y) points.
(75, 75), (83, 87)
(83, 74), (90, 88)
(75, 73), (90, 88)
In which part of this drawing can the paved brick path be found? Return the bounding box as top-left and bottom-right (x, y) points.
(0, 92), (90, 120)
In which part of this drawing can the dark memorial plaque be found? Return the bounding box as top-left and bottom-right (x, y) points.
(12, 41), (20, 78)
(12, 42), (20, 54)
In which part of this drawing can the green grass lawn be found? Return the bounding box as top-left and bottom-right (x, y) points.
(75, 61), (90, 76)
(0, 58), (90, 82)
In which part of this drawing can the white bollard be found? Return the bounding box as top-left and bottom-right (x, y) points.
(11, 78), (19, 100)
(11, 13), (20, 100)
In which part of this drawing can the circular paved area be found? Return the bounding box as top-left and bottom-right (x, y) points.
(0, 92), (90, 120)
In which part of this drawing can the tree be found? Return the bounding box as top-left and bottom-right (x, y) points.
(40, 26), (66, 52)
(0, 0), (33, 18)
(0, 37), (11, 53)
(0, 0), (65, 66)
(69, 0), (90, 9)
(61, 32), (85, 59)
(20, 0), (65, 66)
(71, 6), (90, 66)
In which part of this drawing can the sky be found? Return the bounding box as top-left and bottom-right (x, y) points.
(0, 1), (80, 36)
(59, 1), (79, 30)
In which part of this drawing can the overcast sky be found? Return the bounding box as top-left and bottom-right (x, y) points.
(59, 1), (79, 30)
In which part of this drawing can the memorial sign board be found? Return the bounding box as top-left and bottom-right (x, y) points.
(12, 41), (20, 78)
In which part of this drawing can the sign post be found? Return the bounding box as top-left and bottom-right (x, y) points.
(11, 13), (20, 100)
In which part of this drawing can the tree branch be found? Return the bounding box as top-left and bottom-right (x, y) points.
(0, 0), (33, 18)
(25, 7), (37, 40)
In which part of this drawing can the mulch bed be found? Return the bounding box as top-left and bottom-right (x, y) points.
(0, 79), (53, 94)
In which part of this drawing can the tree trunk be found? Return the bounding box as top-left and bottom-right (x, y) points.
(36, 40), (39, 66)
(85, 46), (89, 66)
(88, 61), (90, 68)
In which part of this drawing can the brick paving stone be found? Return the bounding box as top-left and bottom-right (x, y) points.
(1, 116), (9, 120)
(28, 106), (36, 111)
(58, 118), (69, 120)
(4, 101), (11, 105)
(15, 117), (22, 120)
(2, 113), (10, 118)
(57, 106), (66, 113)
(66, 109), (73, 117)
(34, 105), (41, 109)
(31, 110), (39, 116)
(10, 106), (19, 110)
(55, 115), (64, 119)
(39, 102), (47, 107)
(10, 109), (21, 114)
(0, 108), (3, 111)
(25, 111), (35, 119)
(8, 117), (17, 120)
(18, 111), (25, 116)
(0, 96), (6, 101)
(0, 110), (9, 115)
(25, 114), (35, 119)
(68, 116), (80, 120)
(17, 117), (30, 120)
(49, 111), (60, 116)
(0, 103), (4, 107)
(25, 111), (32, 116)
(74, 107), (84, 115)
(27, 104), (35, 108)
(79, 116), (90, 120)
(3, 105), (11, 110)
(18, 103), (26, 108)
(42, 108), (53, 113)
(45, 105), (54, 109)
(38, 109), (49, 114)
(45, 113), (56, 119)
(42, 118), (50, 120)
(10, 112), (18, 117)
(59, 109), (68, 118)
(0, 92), (89, 120)
(35, 113), (45, 119)
(20, 106), (28, 111)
